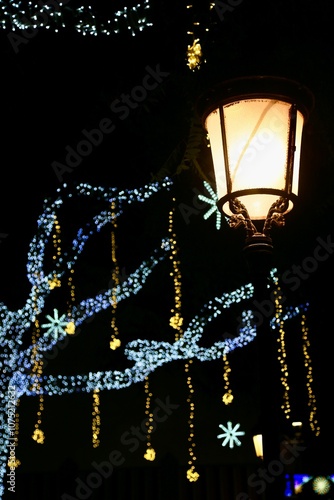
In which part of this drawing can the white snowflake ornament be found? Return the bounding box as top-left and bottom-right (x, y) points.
(217, 421), (245, 448)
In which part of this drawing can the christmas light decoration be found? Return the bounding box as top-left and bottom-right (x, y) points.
(222, 353), (233, 405)
(1, 0), (153, 37)
(143, 376), (155, 461)
(0, 176), (317, 498)
(270, 269), (320, 435)
(301, 314), (320, 436)
(217, 421), (245, 448)
(313, 476), (331, 495)
(198, 180), (223, 230)
(92, 389), (101, 448)
(109, 200), (121, 351)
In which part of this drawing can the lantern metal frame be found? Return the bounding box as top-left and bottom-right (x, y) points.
(198, 76), (314, 254)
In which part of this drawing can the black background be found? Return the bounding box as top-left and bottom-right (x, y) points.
(1, 1), (334, 498)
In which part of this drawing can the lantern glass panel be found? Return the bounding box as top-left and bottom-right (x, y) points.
(206, 99), (304, 220)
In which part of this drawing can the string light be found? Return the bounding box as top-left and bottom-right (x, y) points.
(169, 198), (199, 482)
(0, 0), (153, 37)
(109, 201), (121, 351)
(270, 269), (320, 435)
(30, 282), (45, 445)
(222, 353), (233, 405)
(143, 376), (155, 461)
(0, 177), (172, 498)
(92, 389), (101, 448)
(273, 277), (291, 420)
(301, 314), (320, 436)
(185, 4), (203, 70)
(0, 178), (316, 498)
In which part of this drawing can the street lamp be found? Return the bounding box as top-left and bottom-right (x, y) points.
(198, 75), (314, 254)
(198, 76), (314, 500)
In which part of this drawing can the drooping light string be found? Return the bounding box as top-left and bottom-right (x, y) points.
(143, 376), (155, 461)
(273, 276), (291, 420)
(0, 175), (316, 499)
(185, 359), (199, 482)
(222, 353), (233, 405)
(109, 201), (121, 351)
(92, 389), (101, 448)
(66, 267), (76, 335)
(185, 2), (216, 71)
(31, 310), (45, 445)
(168, 200), (183, 338)
(48, 214), (62, 290)
(0, 178), (174, 499)
(186, 4), (203, 70)
(170, 198), (199, 482)
(301, 314), (320, 436)
(270, 268), (319, 435)
(0, 0), (153, 37)
(143, 199), (183, 463)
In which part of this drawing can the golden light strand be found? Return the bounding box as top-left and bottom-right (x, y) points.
(169, 198), (199, 482)
(31, 310), (45, 444)
(48, 214), (62, 290)
(274, 281), (291, 420)
(143, 376), (155, 461)
(168, 200), (183, 339)
(32, 216), (62, 444)
(301, 314), (320, 436)
(185, 359), (199, 482)
(222, 353), (233, 405)
(186, 4), (203, 70)
(92, 389), (101, 448)
(65, 267), (76, 335)
(109, 201), (121, 351)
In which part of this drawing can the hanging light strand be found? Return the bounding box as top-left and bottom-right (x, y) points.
(109, 201), (121, 351)
(222, 353), (233, 405)
(66, 267), (76, 335)
(301, 314), (320, 436)
(185, 3), (203, 71)
(273, 279), (291, 420)
(92, 389), (101, 448)
(143, 376), (155, 461)
(31, 308), (45, 445)
(48, 214), (62, 291)
(169, 197), (199, 482)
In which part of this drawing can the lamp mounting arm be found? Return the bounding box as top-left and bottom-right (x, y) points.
(262, 197), (289, 236)
(229, 198), (258, 237)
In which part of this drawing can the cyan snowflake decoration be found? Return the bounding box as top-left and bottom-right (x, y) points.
(41, 309), (69, 341)
(198, 181), (222, 230)
(217, 421), (245, 448)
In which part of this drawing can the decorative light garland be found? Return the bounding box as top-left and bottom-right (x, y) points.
(169, 198), (199, 482)
(143, 376), (155, 461)
(273, 278), (291, 420)
(301, 314), (320, 436)
(1, 0), (153, 37)
(92, 389), (101, 448)
(222, 353), (233, 405)
(0, 177), (318, 498)
(270, 269), (320, 434)
(109, 201), (121, 351)
(0, 177), (172, 499)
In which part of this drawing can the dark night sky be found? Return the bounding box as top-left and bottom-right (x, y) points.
(1, 1), (334, 498)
